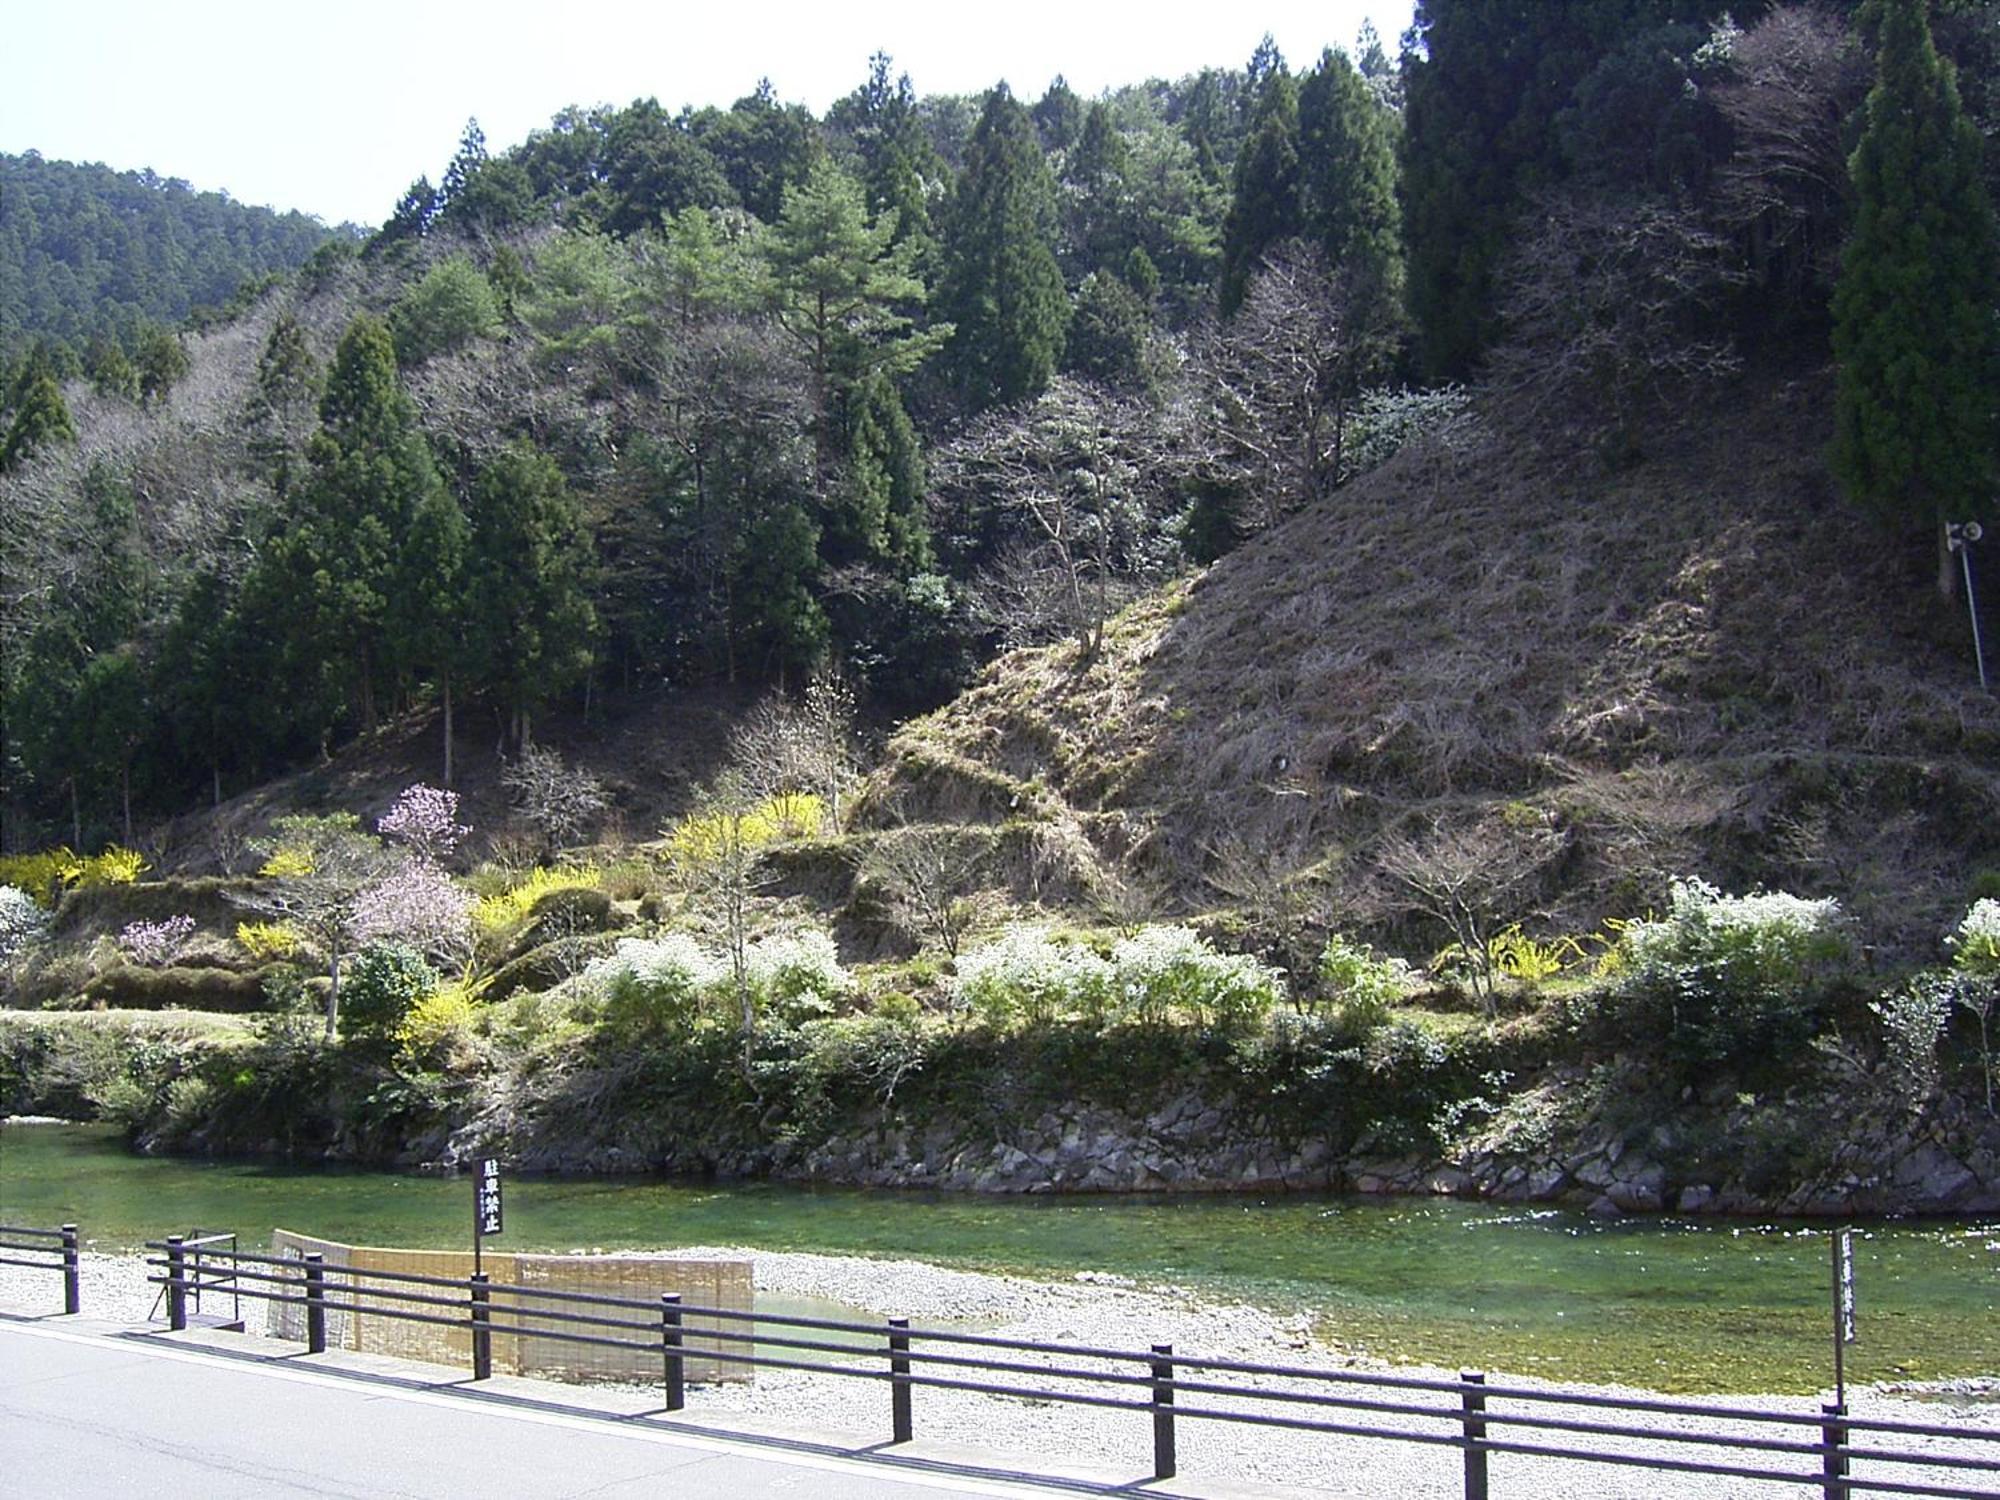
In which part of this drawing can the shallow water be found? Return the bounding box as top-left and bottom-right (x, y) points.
(2, 1121), (1994, 1392)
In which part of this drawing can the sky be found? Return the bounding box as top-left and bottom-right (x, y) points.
(5, 1), (1415, 229)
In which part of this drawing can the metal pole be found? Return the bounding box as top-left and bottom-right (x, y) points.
(60, 1225), (78, 1315)
(1151, 1343), (1176, 1481)
(470, 1272), (492, 1381)
(166, 1235), (187, 1332)
(1821, 1400), (1850, 1500)
(1963, 544), (1988, 692)
(1460, 1370), (1489, 1500)
(661, 1293), (685, 1412)
(304, 1253), (326, 1355)
(889, 1317), (913, 1444)
(1831, 1231), (1845, 1411)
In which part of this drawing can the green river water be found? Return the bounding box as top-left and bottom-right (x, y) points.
(3, 1121), (1995, 1394)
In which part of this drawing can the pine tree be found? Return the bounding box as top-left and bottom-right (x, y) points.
(763, 158), (947, 466)
(1299, 47), (1405, 318)
(939, 86), (1070, 410)
(1832, 0), (1999, 594)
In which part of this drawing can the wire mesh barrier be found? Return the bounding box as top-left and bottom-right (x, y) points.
(0, 1223), (79, 1314)
(142, 1237), (2000, 1500)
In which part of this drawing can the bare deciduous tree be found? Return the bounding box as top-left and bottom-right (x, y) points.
(1709, 4), (1868, 308)
(1486, 191), (1746, 428)
(1377, 820), (1562, 1015)
(861, 820), (990, 958)
(500, 745), (609, 857)
(941, 377), (1180, 659)
(729, 663), (861, 825)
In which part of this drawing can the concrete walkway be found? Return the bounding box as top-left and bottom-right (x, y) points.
(0, 1318), (1180, 1499)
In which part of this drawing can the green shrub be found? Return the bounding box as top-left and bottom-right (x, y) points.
(1617, 878), (1847, 1072)
(1315, 935), (1413, 1031)
(746, 930), (852, 1023)
(1109, 926), (1282, 1031)
(338, 944), (437, 1043)
(953, 926), (1114, 1025)
(586, 935), (719, 1035)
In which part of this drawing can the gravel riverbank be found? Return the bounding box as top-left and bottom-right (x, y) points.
(5, 1248), (1995, 1498)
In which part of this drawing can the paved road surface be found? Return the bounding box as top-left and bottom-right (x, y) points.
(0, 1320), (1094, 1499)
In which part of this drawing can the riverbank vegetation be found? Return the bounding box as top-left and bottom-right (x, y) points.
(4, 3), (1999, 1209)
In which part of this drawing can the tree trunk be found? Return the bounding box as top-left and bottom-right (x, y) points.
(325, 941), (342, 1042)
(121, 762), (132, 847)
(442, 673), (455, 788)
(1940, 522), (1961, 603)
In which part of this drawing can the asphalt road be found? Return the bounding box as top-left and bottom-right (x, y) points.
(0, 1320), (1084, 1499)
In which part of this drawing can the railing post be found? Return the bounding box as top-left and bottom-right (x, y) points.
(661, 1292), (685, 1412)
(470, 1272), (492, 1381)
(165, 1235), (188, 1331)
(1461, 1370), (1488, 1500)
(1151, 1342), (1177, 1481)
(889, 1317), (913, 1444)
(60, 1225), (79, 1315)
(303, 1253), (326, 1355)
(1821, 1401), (1849, 1500)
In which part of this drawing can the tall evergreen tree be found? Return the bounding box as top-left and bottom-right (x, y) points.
(1832, 0), (1999, 595)
(1219, 75), (1302, 315)
(0, 373), (75, 471)
(466, 442), (596, 747)
(270, 314), (446, 732)
(939, 86), (1070, 410)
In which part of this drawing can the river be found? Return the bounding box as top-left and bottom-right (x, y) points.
(2, 1120), (1994, 1393)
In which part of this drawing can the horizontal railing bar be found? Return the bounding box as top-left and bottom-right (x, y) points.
(0, 1253), (66, 1271)
(0, 1225), (66, 1239)
(1845, 1416), (2000, 1444)
(0, 1239), (65, 1254)
(1843, 1475), (2000, 1500)
(1843, 1446), (2000, 1474)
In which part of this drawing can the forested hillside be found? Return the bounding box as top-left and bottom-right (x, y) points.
(0, 152), (348, 360)
(3, 1), (1999, 1209)
(1, 0), (1994, 875)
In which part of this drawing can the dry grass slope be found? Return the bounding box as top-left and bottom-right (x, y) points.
(873, 375), (2000, 955)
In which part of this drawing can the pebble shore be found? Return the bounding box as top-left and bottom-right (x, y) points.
(5, 1248), (1994, 1498)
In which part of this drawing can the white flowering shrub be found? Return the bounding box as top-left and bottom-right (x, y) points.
(587, 935), (724, 1033)
(1624, 879), (1845, 986)
(1949, 899), (2000, 977)
(1619, 878), (1848, 1069)
(0, 885), (50, 961)
(954, 926), (1114, 1025)
(746, 929), (851, 1022)
(1110, 925), (1283, 1030)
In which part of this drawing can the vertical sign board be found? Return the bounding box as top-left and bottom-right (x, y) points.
(1838, 1228), (1857, 1345)
(474, 1157), (503, 1277)
(1832, 1227), (1857, 1407)
(476, 1158), (505, 1237)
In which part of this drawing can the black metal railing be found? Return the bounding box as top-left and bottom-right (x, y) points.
(143, 1238), (2000, 1500)
(0, 1223), (79, 1314)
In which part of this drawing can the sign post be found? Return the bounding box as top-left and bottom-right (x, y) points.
(474, 1157), (503, 1278)
(1831, 1226), (1856, 1407)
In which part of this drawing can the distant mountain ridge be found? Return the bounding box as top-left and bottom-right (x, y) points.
(0, 150), (352, 356)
